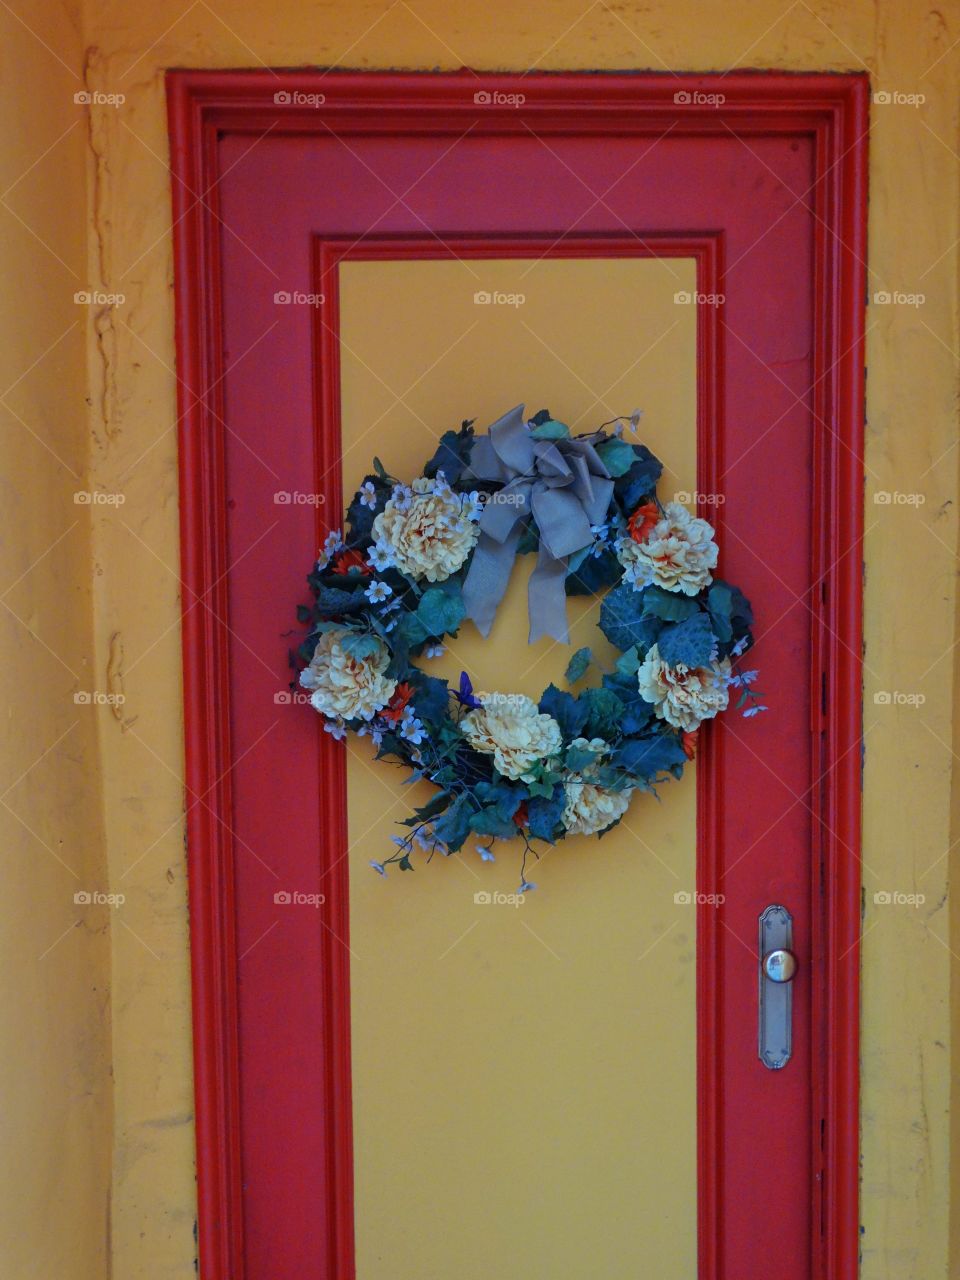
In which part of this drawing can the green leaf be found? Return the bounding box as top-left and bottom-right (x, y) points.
(615, 446), (663, 508)
(527, 788), (565, 841)
(602, 671), (655, 733)
(423, 424), (476, 483)
(615, 645), (641, 676)
(706, 579), (754, 656)
(565, 646), (592, 684)
(398, 853), (414, 871)
(596, 437), (638, 477)
(657, 613), (717, 669)
(416, 584), (465, 637)
(469, 806), (519, 839)
(408, 672), (449, 723)
(403, 788), (451, 826)
(579, 686), (624, 739)
(566, 545), (591, 575)
(529, 418), (570, 440)
(641, 586), (700, 622)
(339, 631), (382, 660)
(539, 683), (590, 740)
(373, 456), (388, 480)
(565, 742), (599, 772)
(432, 795), (472, 852)
(599, 583), (663, 653)
(613, 733), (687, 779)
(315, 586), (368, 619)
(565, 547), (621, 595)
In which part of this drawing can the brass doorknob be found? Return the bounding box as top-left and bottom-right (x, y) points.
(762, 949), (798, 983)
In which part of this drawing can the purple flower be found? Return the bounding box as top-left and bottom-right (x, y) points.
(456, 671), (482, 710)
(369, 860), (387, 877)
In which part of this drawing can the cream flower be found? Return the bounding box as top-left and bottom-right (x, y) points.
(299, 629), (397, 722)
(461, 693), (563, 781)
(372, 476), (480, 582)
(562, 781), (634, 836)
(637, 643), (731, 732)
(616, 501), (718, 595)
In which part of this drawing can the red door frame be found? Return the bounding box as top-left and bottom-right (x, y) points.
(167, 69), (867, 1280)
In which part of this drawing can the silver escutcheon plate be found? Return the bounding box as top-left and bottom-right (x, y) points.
(758, 904), (795, 1070)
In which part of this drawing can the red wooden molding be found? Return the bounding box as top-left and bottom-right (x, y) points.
(167, 69), (867, 1280)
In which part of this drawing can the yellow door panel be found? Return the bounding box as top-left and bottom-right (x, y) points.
(340, 256), (698, 1279)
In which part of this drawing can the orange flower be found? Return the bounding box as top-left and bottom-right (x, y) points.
(381, 681), (415, 724)
(681, 730), (699, 760)
(513, 801), (529, 828)
(627, 500), (660, 544)
(331, 548), (372, 575)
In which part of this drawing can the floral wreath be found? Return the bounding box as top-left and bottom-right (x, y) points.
(292, 405), (764, 890)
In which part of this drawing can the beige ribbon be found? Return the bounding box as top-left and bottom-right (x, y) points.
(461, 405), (614, 644)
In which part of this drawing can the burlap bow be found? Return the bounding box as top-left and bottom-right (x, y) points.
(461, 405), (614, 644)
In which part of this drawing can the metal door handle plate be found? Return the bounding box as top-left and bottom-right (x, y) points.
(758, 905), (795, 1070)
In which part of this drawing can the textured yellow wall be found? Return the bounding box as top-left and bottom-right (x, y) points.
(0, 2), (111, 1278)
(55, 1), (958, 1276)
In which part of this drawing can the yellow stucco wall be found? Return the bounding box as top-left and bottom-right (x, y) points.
(2, 0), (949, 1276)
(0, 3), (111, 1278)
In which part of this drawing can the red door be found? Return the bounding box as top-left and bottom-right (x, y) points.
(169, 71), (866, 1280)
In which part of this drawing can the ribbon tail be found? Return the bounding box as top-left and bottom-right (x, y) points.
(528, 542), (571, 644)
(461, 526), (523, 638)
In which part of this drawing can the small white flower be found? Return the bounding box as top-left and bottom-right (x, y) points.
(400, 711), (425, 745)
(316, 528), (343, 570)
(728, 669), (758, 689)
(424, 642), (446, 659)
(367, 541), (395, 572)
(461, 491), (484, 520)
(358, 481), (377, 509)
(365, 580), (393, 604)
(390, 483), (413, 513)
(431, 471), (455, 502)
(323, 719), (347, 741)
